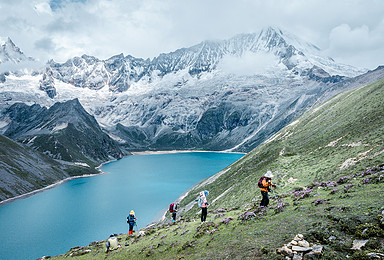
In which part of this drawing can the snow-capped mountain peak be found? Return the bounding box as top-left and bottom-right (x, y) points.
(0, 37), (33, 64)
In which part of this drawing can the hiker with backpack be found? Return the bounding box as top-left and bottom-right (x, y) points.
(258, 171), (276, 207)
(169, 202), (179, 222)
(198, 190), (209, 223)
(105, 234), (121, 253)
(127, 210), (137, 235)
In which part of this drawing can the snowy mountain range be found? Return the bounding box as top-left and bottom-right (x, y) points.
(1, 27), (381, 154)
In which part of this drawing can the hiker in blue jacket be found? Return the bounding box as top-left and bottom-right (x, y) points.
(127, 210), (137, 235)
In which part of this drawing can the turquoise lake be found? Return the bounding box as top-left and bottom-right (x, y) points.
(0, 152), (243, 260)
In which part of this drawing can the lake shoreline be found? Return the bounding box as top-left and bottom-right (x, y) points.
(0, 150), (244, 208)
(131, 150), (244, 155)
(0, 158), (119, 207)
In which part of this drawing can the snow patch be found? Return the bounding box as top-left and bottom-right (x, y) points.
(326, 136), (344, 147)
(74, 162), (90, 167)
(53, 123), (68, 132)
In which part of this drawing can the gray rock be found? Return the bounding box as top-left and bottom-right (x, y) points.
(294, 234), (304, 241)
(280, 245), (294, 258)
(351, 239), (369, 250)
(293, 252), (303, 260)
(303, 253), (317, 260)
(367, 252), (384, 259)
(291, 245), (312, 252)
(328, 236), (337, 241)
(311, 245), (323, 255)
(298, 240), (310, 247)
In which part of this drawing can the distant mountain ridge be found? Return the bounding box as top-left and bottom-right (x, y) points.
(2, 98), (125, 164)
(0, 26), (380, 154)
(40, 27), (365, 94)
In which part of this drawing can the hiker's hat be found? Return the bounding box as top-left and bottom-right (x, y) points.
(265, 171), (274, 178)
(204, 190), (209, 196)
(130, 210), (135, 215)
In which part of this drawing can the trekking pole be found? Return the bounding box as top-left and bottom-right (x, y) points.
(134, 221), (138, 232)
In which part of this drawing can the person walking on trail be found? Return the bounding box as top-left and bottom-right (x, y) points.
(259, 171), (276, 207)
(127, 210), (137, 235)
(105, 234), (121, 253)
(169, 202), (179, 222)
(198, 190), (209, 223)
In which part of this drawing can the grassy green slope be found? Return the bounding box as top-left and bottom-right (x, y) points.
(52, 79), (384, 259)
(0, 134), (99, 202)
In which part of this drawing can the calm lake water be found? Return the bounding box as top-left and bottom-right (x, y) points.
(0, 152), (243, 260)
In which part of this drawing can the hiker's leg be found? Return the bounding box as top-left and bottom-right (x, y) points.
(261, 191), (268, 207)
(172, 212), (176, 221)
(129, 224), (133, 234)
(260, 191), (265, 206)
(265, 192), (270, 207)
(202, 208), (207, 222)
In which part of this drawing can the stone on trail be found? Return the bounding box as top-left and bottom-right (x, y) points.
(291, 245), (312, 252)
(351, 239), (369, 250)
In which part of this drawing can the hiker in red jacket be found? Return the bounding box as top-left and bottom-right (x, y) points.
(259, 171), (276, 207)
(169, 202), (179, 222)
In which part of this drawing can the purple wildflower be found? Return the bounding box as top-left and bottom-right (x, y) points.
(337, 176), (349, 184)
(221, 217), (233, 225)
(313, 199), (324, 205)
(344, 184), (353, 192)
(209, 229), (218, 235)
(330, 189), (338, 194)
(326, 181), (337, 187)
(363, 178), (371, 184)
(213, 209), (227, 214)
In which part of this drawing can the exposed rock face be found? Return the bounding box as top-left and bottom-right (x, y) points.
(1, 99), (126, 163)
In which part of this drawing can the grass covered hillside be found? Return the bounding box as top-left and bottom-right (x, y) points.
(0, 134), (99, 202)
(52, 79), (384, 259)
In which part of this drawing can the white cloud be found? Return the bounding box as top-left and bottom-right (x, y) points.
(0, 0), (383, 69)
(218, 51), (279, 75)
(325, 22), (384, 68)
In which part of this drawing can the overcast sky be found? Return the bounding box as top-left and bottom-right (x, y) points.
(1, 0), (383, 69)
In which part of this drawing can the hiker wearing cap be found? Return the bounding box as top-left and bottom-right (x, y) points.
(169, 202), (179, 222)
(105, 234), (121, 253)
(259, 171), (276, 207)
(198, 190), (209, 223)
(127, 210), (137, 235)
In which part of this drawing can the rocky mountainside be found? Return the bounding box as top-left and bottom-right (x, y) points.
(0, 134), (99, 202)
(0, 27), (377, 153)
(52, 75), (384, 260)
(1, 98), (125, 165)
